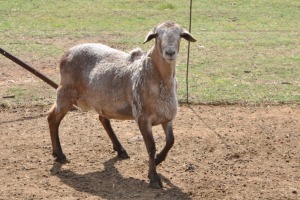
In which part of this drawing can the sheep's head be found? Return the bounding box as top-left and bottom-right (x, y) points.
(144, 21), (196, 63)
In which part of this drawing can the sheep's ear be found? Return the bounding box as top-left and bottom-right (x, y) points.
(143, 31), (157, 44)
(181, 29), (197, 42)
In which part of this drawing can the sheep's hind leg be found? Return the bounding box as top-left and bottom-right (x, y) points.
(155, 121), (174, 166)
(48, 102), (70, 175)
(99, 116), (129, 159)
(48, 86), (76, 164)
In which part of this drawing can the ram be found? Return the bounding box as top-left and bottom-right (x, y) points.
(47, 21), (196, 188)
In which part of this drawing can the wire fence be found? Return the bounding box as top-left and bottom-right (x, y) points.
(0, 1), (299, 106)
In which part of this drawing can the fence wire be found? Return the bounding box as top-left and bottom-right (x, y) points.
(0, 1), (299, 106)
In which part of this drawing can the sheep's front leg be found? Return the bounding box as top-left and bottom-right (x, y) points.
(138, 118), (162, 189)
(155, 121), (174, 165)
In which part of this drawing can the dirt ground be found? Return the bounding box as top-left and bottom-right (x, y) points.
(0, 42), (299, 199)
(0, 104), (299, 200)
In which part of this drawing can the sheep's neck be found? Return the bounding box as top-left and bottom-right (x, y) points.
(148, 46), (176, 82)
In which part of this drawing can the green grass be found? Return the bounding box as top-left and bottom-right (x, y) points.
(0, 0), (299, 106)
(1, 84), (55, 109)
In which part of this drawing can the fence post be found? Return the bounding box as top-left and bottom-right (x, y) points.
(186, 0), (193, 104)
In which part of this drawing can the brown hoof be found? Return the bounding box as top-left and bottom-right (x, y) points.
(118, 150), (130, 159)
(150, 180), (163, 189)
(149, 175), (163, 189)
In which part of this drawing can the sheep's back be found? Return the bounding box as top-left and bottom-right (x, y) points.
(59, 43), (129, 86)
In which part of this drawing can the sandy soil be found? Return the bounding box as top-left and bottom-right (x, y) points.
(0, 38), (299, 199)
(0, 104), (299, 200)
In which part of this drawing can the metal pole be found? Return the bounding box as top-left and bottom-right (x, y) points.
(0, 47), (58, 89)
(186, 0), (193, 104)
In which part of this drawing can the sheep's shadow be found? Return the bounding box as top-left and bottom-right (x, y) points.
(0, 113), (46, 125)
(56, 157), (191, 200)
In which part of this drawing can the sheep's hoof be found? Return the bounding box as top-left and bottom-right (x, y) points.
(149, 175), (163, 189)
(117, 150), (130, 159)
(150, 179), (163, 189)
(53, 152), (69, 164)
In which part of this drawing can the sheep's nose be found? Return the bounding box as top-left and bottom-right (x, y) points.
(165, 50), (176, 56)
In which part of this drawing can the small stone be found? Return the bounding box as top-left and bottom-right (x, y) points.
(292, 190), (297, 194)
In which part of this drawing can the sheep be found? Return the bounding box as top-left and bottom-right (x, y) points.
(127, 48), (146, 62)
(47, 20), (196, 188)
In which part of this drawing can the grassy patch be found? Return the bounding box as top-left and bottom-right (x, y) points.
(157, 3), (176, 10)
(1, 0), (299, 106)
(0, 83), (55, 109)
